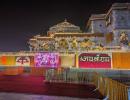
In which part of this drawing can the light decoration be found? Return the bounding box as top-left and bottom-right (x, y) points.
(35, 52), (59, 67)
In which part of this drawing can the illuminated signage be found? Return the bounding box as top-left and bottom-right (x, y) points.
(16, 56), (30, 66)
(79, 53), (112, 68)
(35, 52), (59, 67)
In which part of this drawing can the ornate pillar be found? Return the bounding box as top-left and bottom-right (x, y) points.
(75, 52), (79, 68)
(55, 41), (58, 51)
(29, 45), (33, 51)
(68, 42), (71, 51)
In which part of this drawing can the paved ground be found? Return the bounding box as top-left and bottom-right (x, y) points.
(0, 92), (100, 100)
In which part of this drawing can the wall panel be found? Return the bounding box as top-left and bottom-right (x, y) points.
(60, 54), (75, 68)
(112, 52), (130, 69)
(0, 56), (15, 66)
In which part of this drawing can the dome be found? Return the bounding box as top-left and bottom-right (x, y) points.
(48, 19), (81, 33)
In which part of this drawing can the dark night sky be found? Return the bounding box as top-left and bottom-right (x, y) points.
(0, 0), (129, 51)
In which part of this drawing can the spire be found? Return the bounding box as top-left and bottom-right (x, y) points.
(64, 18), (67, 22)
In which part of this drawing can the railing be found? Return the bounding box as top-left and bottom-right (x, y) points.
(45, 69), (130, 100)
(93, 72), (129, 100)
(45, 68), (92, 84)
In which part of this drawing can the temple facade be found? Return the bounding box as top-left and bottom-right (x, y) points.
(28, 3), (130, 52)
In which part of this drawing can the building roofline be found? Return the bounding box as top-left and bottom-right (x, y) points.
(54, 33), (104, 37)
(105, 3), (130, 18)
(37, 36), (54, 40)
(86, 14), (106, 29)
(86, 3), (130, 29)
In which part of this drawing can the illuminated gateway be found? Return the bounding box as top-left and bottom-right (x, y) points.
(28, 3), (130, 52)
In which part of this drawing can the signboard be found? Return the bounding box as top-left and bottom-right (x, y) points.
(35, 53), (59, 68)
(79, 53), (112, 68)
(16, 56), (30, 66)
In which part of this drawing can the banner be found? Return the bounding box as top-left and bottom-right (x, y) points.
(16, 56), (30, 66)
(79, 53), (112, 68)
(34, 52), (59, 68)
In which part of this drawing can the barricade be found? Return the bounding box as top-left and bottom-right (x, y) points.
(45, 69), (129, 100)
(92, 72), (129, 100)
(45, 68), (91, 84)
